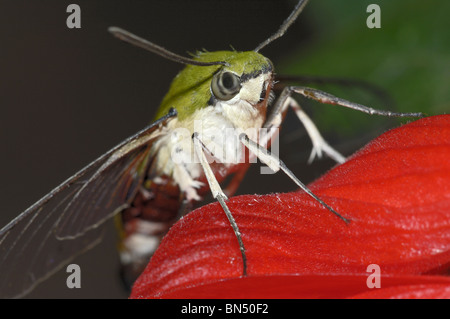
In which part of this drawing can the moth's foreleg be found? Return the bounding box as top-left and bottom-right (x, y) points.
(192, 133), (248, 276)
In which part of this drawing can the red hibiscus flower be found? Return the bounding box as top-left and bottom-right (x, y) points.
(130, 115), (450, 299)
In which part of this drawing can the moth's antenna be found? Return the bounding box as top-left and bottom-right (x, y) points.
(254, 0), (310, 52)
(108, 27), (228, 67)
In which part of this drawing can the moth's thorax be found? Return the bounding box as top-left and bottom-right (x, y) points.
(151, 105), (258, 183)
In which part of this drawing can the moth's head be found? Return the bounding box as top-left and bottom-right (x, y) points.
(204, 51), (274, 108)
(158, 50), (274, 121)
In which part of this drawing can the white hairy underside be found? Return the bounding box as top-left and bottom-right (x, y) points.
(150, 75), (268, 201)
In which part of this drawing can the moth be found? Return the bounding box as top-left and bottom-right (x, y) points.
(0, 0), (422, 298)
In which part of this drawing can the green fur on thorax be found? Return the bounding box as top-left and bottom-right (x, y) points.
(154, 50), (272, 121)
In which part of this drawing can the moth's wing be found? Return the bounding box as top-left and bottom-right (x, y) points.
(53, 142), (154, 239)
(0, 109), (177, 298)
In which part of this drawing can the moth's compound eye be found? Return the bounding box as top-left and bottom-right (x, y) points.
(211, 71), (241, 101)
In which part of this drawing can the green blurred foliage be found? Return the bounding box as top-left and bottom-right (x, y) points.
(278, 0), (450, 138)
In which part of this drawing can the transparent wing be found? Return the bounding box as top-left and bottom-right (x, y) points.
(53, 143), (154, 240)
(0, 109), (177, 298)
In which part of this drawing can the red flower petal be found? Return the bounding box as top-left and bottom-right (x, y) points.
(350, 276), (450, 299)
(130, 115), (450, 299)
(147, 274), (450, 299)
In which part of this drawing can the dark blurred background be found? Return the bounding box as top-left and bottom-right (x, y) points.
(0, 0), (448, 298)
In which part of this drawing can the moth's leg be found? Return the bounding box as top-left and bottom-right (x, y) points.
(279, 86), (423, 117)
(289, 97), (346, 164)
(239, 133), (351, 224)
(173, 163), (203, 202)
(264, 91), (345, 164)
(192, 133), (247, 276)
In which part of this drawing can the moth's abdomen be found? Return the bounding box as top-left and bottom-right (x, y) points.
(117, 178), (183, 288)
